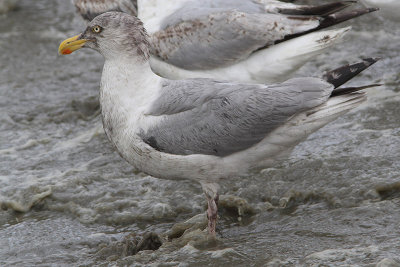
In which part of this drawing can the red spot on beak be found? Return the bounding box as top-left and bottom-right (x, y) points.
(62, 49), (72, 55)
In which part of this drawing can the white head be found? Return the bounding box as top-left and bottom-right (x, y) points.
(59, 12), (150, 61)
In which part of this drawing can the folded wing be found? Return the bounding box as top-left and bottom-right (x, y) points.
(151, 10), (320, 70)
(140, 78), (333, 156)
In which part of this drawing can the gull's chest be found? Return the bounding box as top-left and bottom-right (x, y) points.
(100, 89), (150, 140)
(101, 94), (127, 136)
(99, 91), (166, 170)
(98, 60), (165, 166)
(99, 85), (164, 161)
(99, 61), (159, 136)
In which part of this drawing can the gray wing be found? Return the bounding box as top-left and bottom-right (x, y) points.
(140, 78), (333, 156)
(151, 5), (319, 70)
(160, 0), (267, 27)
(151, 0), (360, 70)
(72, 0), (137, 21)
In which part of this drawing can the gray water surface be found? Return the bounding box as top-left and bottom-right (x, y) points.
(1, 1), (400, 266)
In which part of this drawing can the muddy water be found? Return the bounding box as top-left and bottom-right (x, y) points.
(0, 1), (399, 266)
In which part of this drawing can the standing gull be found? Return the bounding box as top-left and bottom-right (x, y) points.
(72, 0), (378, 83)
(59, 12), (380, 234)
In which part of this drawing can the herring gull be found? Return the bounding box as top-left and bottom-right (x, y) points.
(59, 12), (380, 235)
(72, 0), (378, 83)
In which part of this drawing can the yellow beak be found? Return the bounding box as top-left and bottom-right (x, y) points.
(58, 34), (88, 55)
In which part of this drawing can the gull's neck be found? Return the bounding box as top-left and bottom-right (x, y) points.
(99, 56), (161, 165)
(100, 57), (160, 107)
(137, 0), (188, 33)
(99, 56), (162, 139)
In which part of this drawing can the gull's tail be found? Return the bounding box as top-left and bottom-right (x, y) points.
(303, 58), (381, 126)
(229, 56), (381, 169)
(292, 58), (381, 149)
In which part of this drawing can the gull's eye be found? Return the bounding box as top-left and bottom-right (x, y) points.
(92, 25), (102, 33)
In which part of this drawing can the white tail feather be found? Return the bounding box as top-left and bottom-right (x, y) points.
(305, 93), (366, 123)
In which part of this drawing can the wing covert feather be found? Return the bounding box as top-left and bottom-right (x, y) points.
(151, 8), (319, 70)
(141, 78), (332, 156)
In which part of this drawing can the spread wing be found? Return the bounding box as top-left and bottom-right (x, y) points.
(140, 78), (333, 156)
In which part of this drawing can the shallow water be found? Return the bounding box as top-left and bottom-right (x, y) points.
(0, 1), (400, 266)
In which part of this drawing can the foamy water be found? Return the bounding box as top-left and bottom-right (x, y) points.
(1, 1), (399, 266)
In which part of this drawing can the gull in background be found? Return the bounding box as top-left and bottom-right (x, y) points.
(59, 12), (380, 234)
(71, 0), (378, 83)
(72, 0), (137, 20)
(0, 0), (18, 13)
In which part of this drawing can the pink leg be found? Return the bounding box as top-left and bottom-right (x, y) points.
(207, 193), (219, 236)
(201, 182), (220, 236)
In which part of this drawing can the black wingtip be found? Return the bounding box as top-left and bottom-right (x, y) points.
(331, 84), (383, 96)
(275, 6), (378, 45)
(367, 7), (380, 13)
(324, 58), (381, 89)
(279, 1), (358, 16)
(363, 57), (381, 65)
(319, 7), (379, 30)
